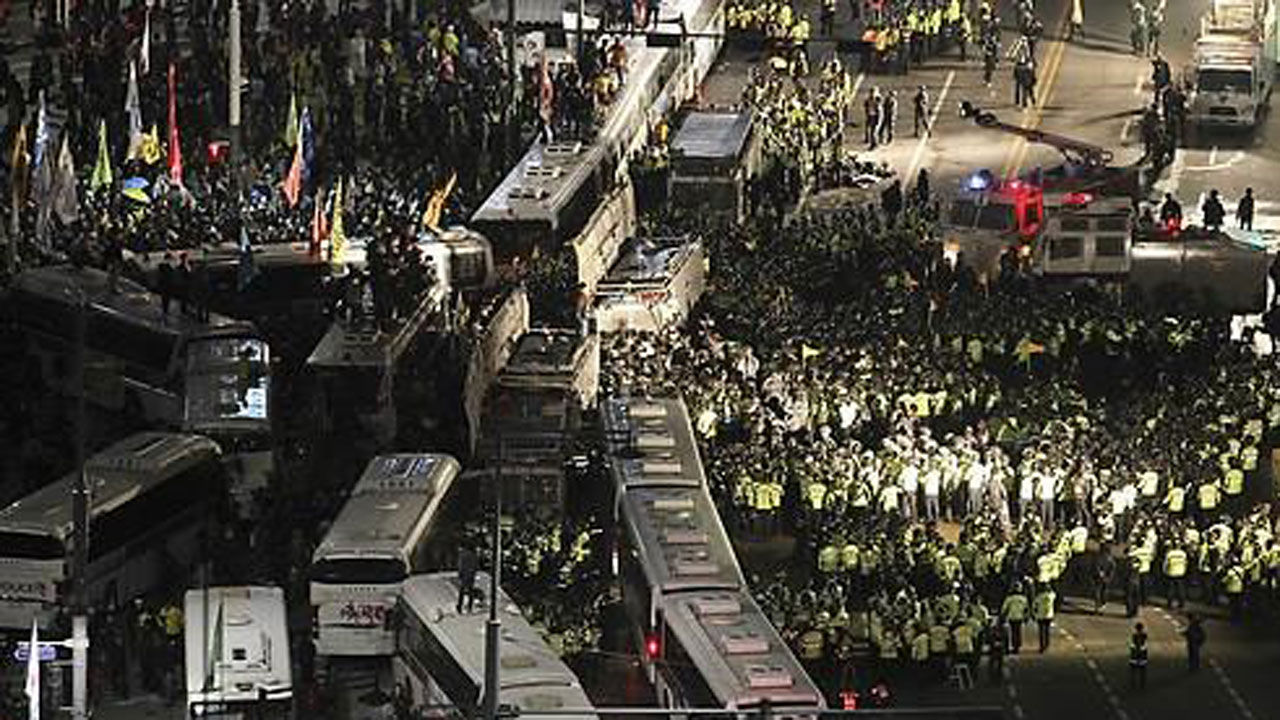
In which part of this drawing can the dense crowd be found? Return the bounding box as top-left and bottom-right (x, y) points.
(603, 188), (1280, 691)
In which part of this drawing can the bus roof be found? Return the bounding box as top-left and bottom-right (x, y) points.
(12, 265), (239, 336)
(312, 455), (461, 562)
(0, 432), (221, 541)
(400, 573), (595, 715)
(599, 236), (701, 289)
(471, 141), (605, 228)
(671, 112), (754, 161)
(306, 281), (449, 369)
(184, 585), (292, 709)
(660, 590), (825, 710)
(620, 486), (744, 594)
(603, 396), (706, 492)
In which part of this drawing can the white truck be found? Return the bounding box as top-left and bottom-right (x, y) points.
(1187, 0), (1275, 130)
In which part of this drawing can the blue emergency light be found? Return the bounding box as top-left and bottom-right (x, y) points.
(968, 170), (994, 191)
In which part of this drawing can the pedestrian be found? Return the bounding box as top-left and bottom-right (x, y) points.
(1032, 584), (1055, 653)
(1159, 192), (1183, 230)
(1203, 189), (1226, 231)
(879, 90), (897, 145)
(1094, 547), (1115, 611)
(456, 544), (479, 613)
(157, 253), (175, 317)
(1183, 613), (1206, 672)
(1237, 187), (1255, 230)
(987, 620), (1008, 684)
(820, 0), (836, 37)
(913, 85), (931, 137)
(1068, 0), (1083, 40)
(1129, 622), (1148, 689)
(1001, 582), (1029, 653)
(865, 88), (881, 148)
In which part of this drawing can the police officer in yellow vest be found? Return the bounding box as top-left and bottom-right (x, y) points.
(1032, 584), (1056, 653)
(1224, 561), (1246, 623)
(1164, 545), (1188, 609)
(1001, 583), (1029, 653)
(1223, 465), (1245, 513)
(1198, 480), (1221, 522)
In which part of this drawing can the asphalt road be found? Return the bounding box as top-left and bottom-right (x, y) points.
(703, 0), (1280, 239)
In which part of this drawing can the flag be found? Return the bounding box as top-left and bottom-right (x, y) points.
(801, 343), (821, 362)
(329, 177), (346, 271)
(52, 135), (79, 225)
(538, 56), (554, 128)
(140, 125), (162, 165)
(31, 92), (48, 170)
(24, 619), (39, 720)
(141, 8), (151, 75)
(90, 119), (113, 192)
(310, 187), (328, 254)
(167, 61), (183, 187)
(299, 108), (314, 187)
(237, 226), (258, 291)
(283, 92), (298, 148)
(1014, 337), (1045, 366)
(126, 61), (143, 159)
(422, 171), (457, 231)
(281, 107), (311, 207)
(11, 121), (28, 207)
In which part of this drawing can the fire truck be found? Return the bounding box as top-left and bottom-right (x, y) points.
(942, 102), (1273, 312)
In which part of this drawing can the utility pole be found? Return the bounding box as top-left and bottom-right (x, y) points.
(481, 445), (503, 720)
(506, 0), (518, 167)
(70, 290), (89, 720)
(229, 0), (242, 140)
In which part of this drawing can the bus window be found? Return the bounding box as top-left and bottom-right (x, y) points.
(1049, 237), (1084, 261)
(1098, 217), (1129, 233)
(1096, 236), (1127, 257)
(1060, 217), (1089, 233)
(977, 204), (1016, 231)
(947, 200), (979, 228)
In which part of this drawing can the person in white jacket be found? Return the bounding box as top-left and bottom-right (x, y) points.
(1068, 0), (1084, 40)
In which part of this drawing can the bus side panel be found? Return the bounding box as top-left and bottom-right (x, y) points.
(0, 558), (62, 630)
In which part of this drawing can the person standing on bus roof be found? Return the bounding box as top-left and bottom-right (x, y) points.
(457, 544), (479, 613)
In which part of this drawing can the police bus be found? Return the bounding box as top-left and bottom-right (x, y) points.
(0, 433), (225, 631)
(394, 572), (595, 717)
(605, 395), (826, 713)
(7, 266), (275, 497)
(306, 279), (450, 444)
(470, 0), (724, 291)
(184, 585), (293, 719)
(310, 454), (463, 658)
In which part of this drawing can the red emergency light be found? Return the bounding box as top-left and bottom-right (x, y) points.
(1063, 191), (1094, 206)
(644, 635), (661, 659)
(206, 140), (230, 165)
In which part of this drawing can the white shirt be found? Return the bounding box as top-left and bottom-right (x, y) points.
(900, 464), (919, 494)
(1019, 474), (1035, 502)
(923, 469), (941, 497)
(1037, 472), (1057, 501)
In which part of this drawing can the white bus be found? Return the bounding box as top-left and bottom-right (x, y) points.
(184, 585), (293, 719)
(607, 395), (826, 714)
(7, 266), (275, 499)
(395, 572), (595, 718)
(0, 433), (225, 630)
(310, 454), (463, 657)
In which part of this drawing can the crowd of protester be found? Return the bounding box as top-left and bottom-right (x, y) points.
(603, 187), (1280, 691)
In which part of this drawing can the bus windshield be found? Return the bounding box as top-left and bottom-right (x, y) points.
(311, 558), (408, 585)
(0, 532), (63, 560)
(1198, 68), (1252, 92)
(185, 336), (271, 423)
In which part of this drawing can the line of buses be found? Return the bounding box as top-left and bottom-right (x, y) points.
(0, 0), (753, 712)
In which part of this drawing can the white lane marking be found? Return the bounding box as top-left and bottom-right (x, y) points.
(1120, 117), (1134, 141)
(851, 72), (865, 105)
(906, 69), (955, 181)
(1007, 683), (1019, 699)
(1184, 150), (1245, 172)
(1012, 705), (1026, 720)
(1209, 145), (1220, 165)
(1134, 73), (1146, 96)
(1210, 658), (1257, 720)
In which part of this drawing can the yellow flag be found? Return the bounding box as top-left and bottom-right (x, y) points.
(284, 92), (298, 148)
(801, 343), (821, 361)
(329, 177), (346, 272)
(90, 119), (113, 192)
(422, 171), (457, 231)
(140, 125), (162, 165)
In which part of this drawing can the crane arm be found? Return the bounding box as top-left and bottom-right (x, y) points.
(958, 101), (1114, 167)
